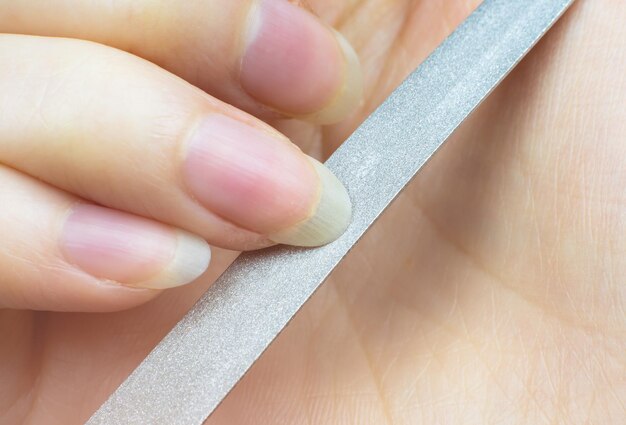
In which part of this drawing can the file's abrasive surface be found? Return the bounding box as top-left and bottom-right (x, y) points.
(88, 0), (575, 423)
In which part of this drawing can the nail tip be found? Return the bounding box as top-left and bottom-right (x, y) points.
(269, 158), (352, 247)
(299, 30), (364, 125)
(135, 231), (211, 290)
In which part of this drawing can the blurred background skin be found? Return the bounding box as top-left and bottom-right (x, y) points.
(2, 0), (625, 424)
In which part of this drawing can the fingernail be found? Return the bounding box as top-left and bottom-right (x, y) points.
(60, 205), (211, 289)
(268, 157), (352, 247)
(241, 0), (363, 124)
(183, 115), (352, 246)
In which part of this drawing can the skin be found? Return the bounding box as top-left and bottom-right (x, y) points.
(1, 0), (625, 424)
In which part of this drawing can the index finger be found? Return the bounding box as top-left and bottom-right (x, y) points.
(0, 0), (363, 124)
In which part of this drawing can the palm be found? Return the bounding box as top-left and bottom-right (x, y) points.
(2, 1), (624, 424)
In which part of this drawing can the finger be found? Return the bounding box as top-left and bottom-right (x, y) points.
(0, 0), (362, 124)
(0, 166), (211, 312)
(0, 35), (351, 249)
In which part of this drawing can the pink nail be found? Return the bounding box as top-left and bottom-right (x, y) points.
(61, 205), (210, 289)
(183, 115), (318, 235)
(241, 0), (355, 119)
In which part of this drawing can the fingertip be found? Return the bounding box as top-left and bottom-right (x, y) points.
(134, 230), (211, 290)
(182, 115), (352, 247)
(298, 29), (364, 125)
(61, 205), (211, 291)
(269, 157), (352, 247)
(240, 0), (363, 123)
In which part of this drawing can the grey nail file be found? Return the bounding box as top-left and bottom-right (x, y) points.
(88, 0), (574, 423)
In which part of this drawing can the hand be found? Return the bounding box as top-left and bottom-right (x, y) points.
(2, 0), (625, 424)
(0, 0), (360, 312)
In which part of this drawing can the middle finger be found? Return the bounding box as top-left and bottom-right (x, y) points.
(0, 35), (351, 250)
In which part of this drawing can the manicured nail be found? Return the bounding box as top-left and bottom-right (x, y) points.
(183, 115), (352, 246)
(61, 205), (211, 289)
(268, 157), (352, 246)
(241, 0), (363, 124)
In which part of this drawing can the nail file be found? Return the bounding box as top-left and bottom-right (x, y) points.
(88, 0), (575, 423)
